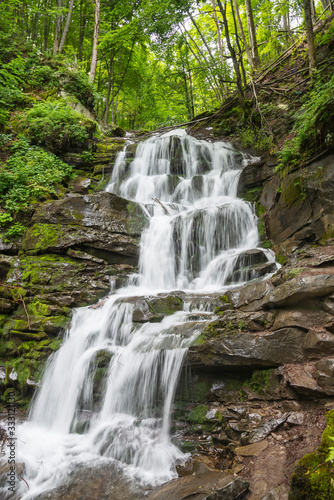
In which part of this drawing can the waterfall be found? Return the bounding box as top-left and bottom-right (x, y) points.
(8, 130), (276, 499)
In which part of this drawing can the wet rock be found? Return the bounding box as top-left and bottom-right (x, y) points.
(286, 412), (304, 426)
(262, 274), (334, 309)
(260, 484), (289, 500)
(22, 192), (148, 264)
(272, 309), (328, 332)
(238, 158), (276, 191)
(303, 329), (334, 357)
(147, 471), (249, 500)
(188, 328), (306, 369)
(32, 462), (138, 500)
(315, 358), (334, 394)
(229, 280), (274, 312)
(68, 175), (92, 194)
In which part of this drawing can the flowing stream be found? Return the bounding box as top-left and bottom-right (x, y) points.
(6, 130), (276, 499)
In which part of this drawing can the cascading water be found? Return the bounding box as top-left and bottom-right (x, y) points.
(5, 130), (276, 499)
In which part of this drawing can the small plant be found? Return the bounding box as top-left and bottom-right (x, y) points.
(238, 319), (248, 330)
(239, 127), (273, 152)
(4, 222), (26, 240)
(0, 212), (13, 226)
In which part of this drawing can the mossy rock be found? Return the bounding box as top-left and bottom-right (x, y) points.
(188, 405), (209, 424)
(22, 223), (63, 252)
(289, 409), (334, 499)
(147, 295), (183, 316)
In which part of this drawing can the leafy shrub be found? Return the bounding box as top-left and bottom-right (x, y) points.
(15, 100), (97, 154)
(0, 139), (72, 215)
(28, 65), (58, 89)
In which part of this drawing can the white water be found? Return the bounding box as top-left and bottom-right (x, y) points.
(6, 130), (276, 499)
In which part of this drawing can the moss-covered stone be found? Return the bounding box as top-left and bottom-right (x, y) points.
(22, 223), (63, 252)
(188, 405), (209, 424)
(147, 295), (183, 316)
(289, 410), (334, 499)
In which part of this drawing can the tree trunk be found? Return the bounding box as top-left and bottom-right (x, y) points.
(182, 24), (224, 100)
(210, 0), (228, 96)
(78, 0), (87, 61)
(104, 51), (114, 125)
(244, 0), (261, 69)
(216, 0), (245, 107)
(53, 0), (62, 54)
(303, 0), (317, 76)
(58, 0), (74, 53)
(310, 0), (316, 24)
(232, 0), (254, 71)
(230, 0), (247, 86)
(89, 0), (101, 82)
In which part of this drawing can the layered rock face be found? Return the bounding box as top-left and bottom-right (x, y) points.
(169, 150), (334, 499)
(0, 190), (147, 403)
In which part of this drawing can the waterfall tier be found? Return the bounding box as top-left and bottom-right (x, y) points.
(8, 130), (276, 500)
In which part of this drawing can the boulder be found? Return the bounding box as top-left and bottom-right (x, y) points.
(147, 471), (249, 500)
(22, 192), (148, 264)
(266, 154), (334, 249)
(262, 274), (334, 309)
(188, 328), (306, 369)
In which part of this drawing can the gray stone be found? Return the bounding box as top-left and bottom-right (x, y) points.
(235, 440), (268, 457)
(188, 328), (306, 369)
(21, 192), (148, 264)
(242, 415), (288, 444)
(262, 274), (334, 309)
(147, 471), (249, 500)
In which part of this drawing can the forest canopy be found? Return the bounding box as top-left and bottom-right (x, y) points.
(0, 0), (332, 131)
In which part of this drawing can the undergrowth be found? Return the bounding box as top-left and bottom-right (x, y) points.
(277, 74), (334, 172)
(0, 138), (72, 239)
(12, 100), (97, 154)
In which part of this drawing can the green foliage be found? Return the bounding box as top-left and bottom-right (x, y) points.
(278, 75), (334, 171)
(290, 410), (334, 499)
(239, 127), (274, 152)
(0, 139), (72, 218)
(15, 100), (96, 154)
(60, 70), (99, 112)
(5, 222), (26, 239)
(315, 18), (334, 47)
(0, 212), (13, 226)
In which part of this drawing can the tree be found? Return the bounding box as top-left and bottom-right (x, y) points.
(89, 0), (101, 81)
(303, 0), (317, 76)
(58, 0), (75, 53)
(244, 0), (260, 69)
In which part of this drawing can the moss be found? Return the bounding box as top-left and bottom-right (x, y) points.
(289, 409), (334, 499)
(148, 296), (183, 316)
(188, 405), (209, 424)
(242, 369), (270, 397)
(220, 294), (230, 304)
(126, 201), (148, 236)
(179, 440), (197, 453)
(282, 176), (304, 207)
(26, 299), (50, 317)
(242, 187), (263, 203)
(276, 251), (287, 266)
(22, 223), (62, 252)
(288, 268), (303, 279)
(319, 226), (334, 246)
